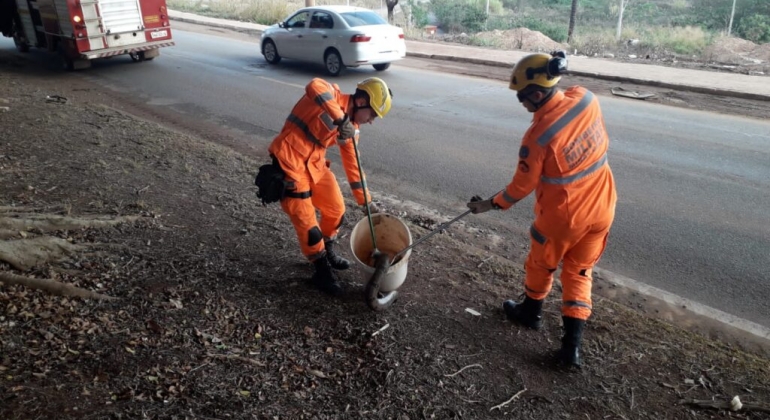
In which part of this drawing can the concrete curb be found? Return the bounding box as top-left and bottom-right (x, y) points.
(171, 15), (265, 34)
(409, 52), (770, 102)
(169, 14), (770, 102)
(594, 268), (770, 352)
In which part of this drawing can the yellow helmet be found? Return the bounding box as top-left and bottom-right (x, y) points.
(356, 77), (392, 118)
(509, 52), (567, 92)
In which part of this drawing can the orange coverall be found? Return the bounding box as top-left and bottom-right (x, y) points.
(492, 86), (617, 320)
(268, 78), (371, 261)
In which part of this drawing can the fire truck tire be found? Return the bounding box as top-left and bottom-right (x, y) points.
(13, 36), (29, 53)
(59, 48), (91, 71)
(143, 48), (159, 61)
(130, 50), (157, 62)
(62, 55), (74, 71)
(12, 22), (29, 53)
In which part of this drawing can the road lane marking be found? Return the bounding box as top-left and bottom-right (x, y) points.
(257, 76), (303, 89)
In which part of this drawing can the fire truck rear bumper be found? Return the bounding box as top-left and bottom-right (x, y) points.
(81, 41), (175, 59)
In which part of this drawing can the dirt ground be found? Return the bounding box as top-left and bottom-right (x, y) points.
(2, 50), (770, 420)
(432, 29), (770, 77)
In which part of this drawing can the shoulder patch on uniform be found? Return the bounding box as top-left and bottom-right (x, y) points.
(519, 146), (529, 159)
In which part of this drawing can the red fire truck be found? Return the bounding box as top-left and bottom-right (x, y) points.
(1, 0), (174, 70)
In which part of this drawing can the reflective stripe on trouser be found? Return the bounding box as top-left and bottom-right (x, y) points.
(524, 216), (613, 320)
(280, 169), (345, 261)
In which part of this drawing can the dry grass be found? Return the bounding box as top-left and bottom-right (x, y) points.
(634, 25), (712, 56)
(568, 25), (712, 58)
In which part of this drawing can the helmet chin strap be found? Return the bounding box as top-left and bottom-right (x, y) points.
(351, 91), (372, 124)
(351, 104), (373, 124)
(519, 88), (556, 111)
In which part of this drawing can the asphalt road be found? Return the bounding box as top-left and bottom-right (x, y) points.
(2, 25), (769, 328)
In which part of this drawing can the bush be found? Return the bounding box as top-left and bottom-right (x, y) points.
(431, 0), (488, 33)
(517, 16), (568, 43)
(406, 0), (430, 28)
(736, 14), (770, 44)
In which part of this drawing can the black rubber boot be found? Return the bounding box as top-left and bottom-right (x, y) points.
(502, 296), (544, 330)
(324, 240), (350, 270)
(558, 316), (586, 368)
(311, 257), (343, 296)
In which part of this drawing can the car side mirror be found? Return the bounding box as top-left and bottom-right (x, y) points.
(278, 21), (286, 28)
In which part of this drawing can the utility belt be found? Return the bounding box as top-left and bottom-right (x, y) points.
(254, 155), (311, 205)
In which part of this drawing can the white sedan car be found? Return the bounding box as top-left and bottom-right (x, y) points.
(260, 6), (406, 76)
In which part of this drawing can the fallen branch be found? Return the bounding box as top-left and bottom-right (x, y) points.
(371, 323), (390, 337)
(490, 388), (527, 411)
(681, 399), (770, 413)
(0, 214), (140, 233)
(0, 236), (86, 270)
(444, 363), (482, 378)
(0, 271), (116, 300)
(206, 353), (266, 367)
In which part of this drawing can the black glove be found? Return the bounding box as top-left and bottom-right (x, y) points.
(335, 115), (356, 140)
(467, 195), (498, 214)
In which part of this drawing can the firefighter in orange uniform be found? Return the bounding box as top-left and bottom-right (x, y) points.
(268, 77), (392, 295)
(467, 52), (617, 367)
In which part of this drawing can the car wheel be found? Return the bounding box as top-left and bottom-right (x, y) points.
(372, 63), (391, 71)
(263, 39), (281, 64)
(325, 49), (344, 77)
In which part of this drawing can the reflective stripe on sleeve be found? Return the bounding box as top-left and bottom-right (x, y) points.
(287, 113), (323, 147)
(536, 91), (594, 147)
(320, 112), (336, 130)
(315, 91), (334, 106)
(349, 181), (364, 190)
(500, 191), (519, 204)
(541, 153), (607, 185)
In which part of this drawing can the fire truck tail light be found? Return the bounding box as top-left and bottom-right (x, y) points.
(160, 14), (166, 19)
(73, 15), (82, 23)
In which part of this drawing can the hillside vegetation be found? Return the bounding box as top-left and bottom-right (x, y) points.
(167, 0), (769, 59)
(414, 0), (770, 55)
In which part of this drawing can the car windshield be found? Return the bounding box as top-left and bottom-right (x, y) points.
(340, 11), (387, 27)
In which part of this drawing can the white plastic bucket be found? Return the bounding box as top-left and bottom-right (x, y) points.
(349, 213), (413, 292)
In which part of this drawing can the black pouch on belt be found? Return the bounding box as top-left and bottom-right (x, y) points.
(254, 157), (288, 205)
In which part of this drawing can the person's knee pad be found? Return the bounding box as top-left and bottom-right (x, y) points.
(307, 227), (323, 246)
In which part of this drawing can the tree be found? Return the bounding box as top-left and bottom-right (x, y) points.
(727, 0), (736, 35)
(615, 0), (631, 41)
(386, 0), (399, 24)
(567, 0), (578, 43)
